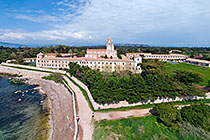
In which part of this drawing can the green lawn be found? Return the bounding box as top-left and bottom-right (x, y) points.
(93, 115), (206, 140)
(164, 62), (210, 86)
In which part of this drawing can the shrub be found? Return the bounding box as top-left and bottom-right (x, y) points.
(42, 73), (63, 83)
(153, 103), (182, 131)
(179, 122), (210, 140)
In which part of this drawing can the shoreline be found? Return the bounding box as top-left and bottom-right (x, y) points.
(0, 66), (74, 140)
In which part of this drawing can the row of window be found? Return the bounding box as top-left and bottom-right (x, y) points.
(38, 60), (69, 63)
(145, 56), (185, 58)
(79, 61), (130, 65)
(38, 59), (133, 65)
(40, 64), (68, 67)
(90, 66), (136, 70)
(39, 63), (136, 70)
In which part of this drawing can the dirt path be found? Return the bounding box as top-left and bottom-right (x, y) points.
(63, 76), (94, 140)
(0, 66), (74, 140)
(95, 108), (151, 121)
(95, 103), (210, 121)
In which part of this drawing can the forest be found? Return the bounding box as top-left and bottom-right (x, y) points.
(67, 60), (207, 104)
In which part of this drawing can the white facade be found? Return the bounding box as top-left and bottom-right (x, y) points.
(126, 53), (187, 62)
(36, 54), (142, 73)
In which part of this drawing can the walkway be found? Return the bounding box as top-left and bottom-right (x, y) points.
(63, 76), (94, 140)
(95, 108), (151, 121)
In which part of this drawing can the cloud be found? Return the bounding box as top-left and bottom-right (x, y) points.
(1, 0), (210, 45)
(15, 14), (62, 23)
(0, 29), (92, 44)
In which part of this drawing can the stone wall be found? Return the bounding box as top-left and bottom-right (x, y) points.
(1, 63), (66, 74)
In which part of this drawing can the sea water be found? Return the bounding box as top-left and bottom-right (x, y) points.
(0, 77), (48, 140)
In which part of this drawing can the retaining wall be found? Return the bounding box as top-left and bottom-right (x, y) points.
(1, 63), (66, 74)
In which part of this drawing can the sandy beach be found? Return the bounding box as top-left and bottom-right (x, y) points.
(0, 65), (74, 140)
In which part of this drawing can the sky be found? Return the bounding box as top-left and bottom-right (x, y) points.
(0, 0), (210, 46)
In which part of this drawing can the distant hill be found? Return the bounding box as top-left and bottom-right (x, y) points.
(0, 42), (27, 48)
(0, 42), (53, 48)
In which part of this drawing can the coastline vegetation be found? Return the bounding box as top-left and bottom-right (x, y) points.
(42, 73), (64, 83)
(9, 78), (28, 84)
(0, 72), (21, 77)
(35, 101), (51, 140)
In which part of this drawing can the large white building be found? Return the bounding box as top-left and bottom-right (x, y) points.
(185, 58), (210, 67)
(36, 38), (142, 73)
(126, 53), (187, 62)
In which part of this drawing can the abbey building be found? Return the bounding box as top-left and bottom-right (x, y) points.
(36, 38), (142, 73)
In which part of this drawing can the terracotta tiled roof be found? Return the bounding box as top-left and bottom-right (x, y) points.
(23, 58), (36, 60)
(144, 54), (186, 57)
(85, 53), (106, 55)
(45, 53), (71, 56)
(46, 53), (57, 55)
(41, 57), (134, 62)
(87, 49), (106, 52)
(106, 37), (112, 42)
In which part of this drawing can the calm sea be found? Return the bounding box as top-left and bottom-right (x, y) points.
(0, 77), (47, 140)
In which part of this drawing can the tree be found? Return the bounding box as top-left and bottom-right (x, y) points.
(139, 60), (165, 75)
(73, 48), (78, 53)
(79, 50), (86, 57)
(68, 49), (73, 54)
(56, 53), (62, 57)
(208, 80), (210, 87)
(153, 103), (182, 131)
(16, 54), (24, 64)
(180, 104), (210, 131)
(10, 52), (17, 59)
(173, 70), (203, 85)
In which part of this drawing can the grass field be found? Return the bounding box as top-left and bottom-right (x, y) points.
(93, 115), (206, 140)
(164, 62), (210, 86)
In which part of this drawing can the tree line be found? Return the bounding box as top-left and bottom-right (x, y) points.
(67, 60), (206, 105)
(1, 45), (210, 63)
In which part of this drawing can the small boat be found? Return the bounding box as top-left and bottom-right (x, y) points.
(18, 99), (22, 102)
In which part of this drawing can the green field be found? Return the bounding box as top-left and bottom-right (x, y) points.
(164, 63), (210, 86)
(93, 115), (207, 140)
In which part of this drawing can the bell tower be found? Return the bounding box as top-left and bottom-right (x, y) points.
(106, 37), (114, 51)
